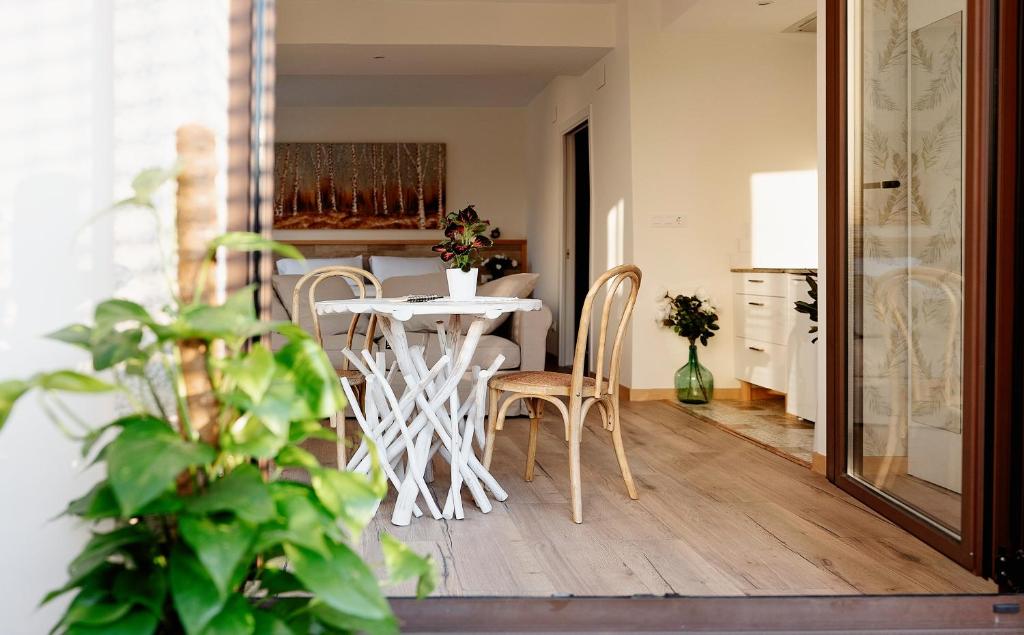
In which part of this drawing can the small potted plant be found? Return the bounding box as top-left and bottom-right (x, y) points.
(660, 290), (720, 404)
(432, 205), (492, 298)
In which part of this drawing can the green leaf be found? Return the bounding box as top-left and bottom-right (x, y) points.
(202, 594), (255, 635)
(179, 515), (256, 596)
(113, 567), (167, 615)
(47, 324), (94, 349)
(91, 327), (145, 371)
(310, 468), (383, 540)
(224, 414), (289, 459)
(186, 464), (275, 524)
(175, 286), (260, 344)
(283, 541), (391, 621)
(311, 603), (398, 635)
(106, 418), (215, 515)
(95, 299), (154, 330)
(208, 233), (303, 261)
(222, 344), (275, 402)
(60, 585), (133, 629)
(0, 379), (31, 429)
(288, 420), (336, 444)
(68, 526), (151, 584)
(129, 165), (178, 206)
(170, 545), (226, 635)
(36, 371), (115, 394)
(65, 608), (158, 635)
(275, 446), (320, 470)
(275, 339), (345, 420)
(253, 609), (298, 635)
(65, 481), (121, 519)
(258, 568), (304, 596)
(380, 533), (436, 599)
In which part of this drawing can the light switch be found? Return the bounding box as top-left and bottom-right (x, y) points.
(651, 215), (687, 227)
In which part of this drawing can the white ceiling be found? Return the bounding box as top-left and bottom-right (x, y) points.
(277, 43), (610, 77)
(276, 74), (553, 107)
(275, 0), (817, 108)
(666, 0), (817, 33)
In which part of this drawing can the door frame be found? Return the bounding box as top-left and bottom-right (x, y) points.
(824, 0), (1024, 580)
(558, 107), (594, 368)
(824, 0), (997, 573)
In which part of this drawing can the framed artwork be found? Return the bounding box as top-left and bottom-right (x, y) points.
(273, 142), (446, 229)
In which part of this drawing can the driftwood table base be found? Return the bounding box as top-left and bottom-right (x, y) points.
(339, 316), (507, 526)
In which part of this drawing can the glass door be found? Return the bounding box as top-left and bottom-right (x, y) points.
(839, 0), (978, 568)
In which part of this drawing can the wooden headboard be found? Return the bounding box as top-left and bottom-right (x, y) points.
(276, 239), (528, 273)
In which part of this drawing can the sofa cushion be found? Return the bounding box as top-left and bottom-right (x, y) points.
(474, 273), (540, 335)
(272, 274), (372, 337)
(276, 255), (363, 275)
(380, 273), (450, 333)
(370, 255), (443, 281)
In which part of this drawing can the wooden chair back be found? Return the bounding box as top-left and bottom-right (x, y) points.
(570, 264), (642, 401)
(291, 266), (382, 370)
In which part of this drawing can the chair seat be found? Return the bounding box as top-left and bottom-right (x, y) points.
(489, 371), (603, 397)
(336, 368), (366, 385)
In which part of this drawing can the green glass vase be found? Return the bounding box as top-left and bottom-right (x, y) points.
(675, 344), (714, 404)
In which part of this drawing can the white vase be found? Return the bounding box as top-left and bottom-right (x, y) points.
(446, 268), (479, 299)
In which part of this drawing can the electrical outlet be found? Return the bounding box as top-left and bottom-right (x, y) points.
(651, 214), (687, 228)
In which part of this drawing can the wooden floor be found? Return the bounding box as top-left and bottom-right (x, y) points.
(349, 400), (994, 597)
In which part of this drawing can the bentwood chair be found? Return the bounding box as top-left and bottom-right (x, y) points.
(483, 264), (641, 523)
(292, 266), (382, 467)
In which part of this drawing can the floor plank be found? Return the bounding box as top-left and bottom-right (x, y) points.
(333, 400), (995, 597)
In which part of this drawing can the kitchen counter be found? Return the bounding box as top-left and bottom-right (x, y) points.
(730, 267), (817, 274)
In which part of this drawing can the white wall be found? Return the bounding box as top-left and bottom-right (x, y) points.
(627, 20), (817, 390)
(273, 107), (528, 242)
(0, 2), (229, 631)
(525, 0), (635, 372)
(815, 0), (828, 455)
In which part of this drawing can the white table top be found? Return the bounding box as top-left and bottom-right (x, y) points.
(316, 296), (542, 321)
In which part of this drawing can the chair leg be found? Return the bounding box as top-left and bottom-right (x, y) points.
(568, 402), (583, 523)
(610, 397), (638, 500)
(524, 398), (544, 482)
(334, 412), (347, 469)
(483, 386), (501, 470)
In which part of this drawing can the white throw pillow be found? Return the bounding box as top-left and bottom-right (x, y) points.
(370, 255), (443, 281)
(276, 256), (364, 275)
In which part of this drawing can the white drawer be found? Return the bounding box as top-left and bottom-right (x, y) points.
(734, 336), (788, 393)
(734, 272), (787, 297)
(734, 294), (791, 345)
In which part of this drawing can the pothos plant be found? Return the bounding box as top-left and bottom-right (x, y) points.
(660, 291), (720, 347)
(0, 173), (434, 635)
(431, 205), (492, 272)
(793, 272), (818, 343)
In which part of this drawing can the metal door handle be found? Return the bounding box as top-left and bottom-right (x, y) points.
(748, 279), (765, 283)
(748, 346), (765, 352)
(748, 302), (765, 307)
(863, 179), (901, 190)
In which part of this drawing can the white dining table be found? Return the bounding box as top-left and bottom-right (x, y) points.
(315, 296), (542, 525)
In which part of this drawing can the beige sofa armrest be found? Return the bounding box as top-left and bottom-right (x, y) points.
(511, 303), (553, 371)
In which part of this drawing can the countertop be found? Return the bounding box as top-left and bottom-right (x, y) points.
(730, 267), (817, 274)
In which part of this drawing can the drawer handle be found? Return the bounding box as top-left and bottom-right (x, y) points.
(747, 301), (765, 307)
(748, 279), (765, 283)
(748, 346), (765, 352)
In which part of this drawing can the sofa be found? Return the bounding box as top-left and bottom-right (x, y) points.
(269, 263), (552, 416)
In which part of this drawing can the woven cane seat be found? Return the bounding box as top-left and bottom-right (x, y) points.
(336, 368), (366, 385)
(489, 371), (603, 398)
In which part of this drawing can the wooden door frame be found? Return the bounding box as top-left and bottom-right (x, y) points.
(824, 0), (999, 574)
(987, 0), (1024, 592)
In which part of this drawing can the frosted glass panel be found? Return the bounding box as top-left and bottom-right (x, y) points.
(846, 0), (964, 536)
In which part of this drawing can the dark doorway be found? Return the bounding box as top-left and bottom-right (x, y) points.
(570, 122), (591, 337)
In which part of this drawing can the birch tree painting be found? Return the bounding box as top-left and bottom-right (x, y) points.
(273, 142), (446, 229)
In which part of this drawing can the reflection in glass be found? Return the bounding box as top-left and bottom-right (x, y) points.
(847, 0), (964, 535)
